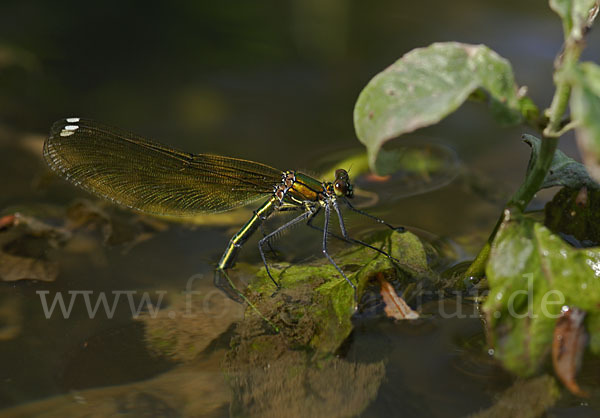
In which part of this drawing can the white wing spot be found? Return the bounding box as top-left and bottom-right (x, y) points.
(65, 125), (79, 131)
(60, 130), (75, 137)
(66, 117), (80, 123)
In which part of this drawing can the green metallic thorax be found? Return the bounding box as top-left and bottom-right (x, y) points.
(217, 171), (329, 270)
(284, 172), (325, 203)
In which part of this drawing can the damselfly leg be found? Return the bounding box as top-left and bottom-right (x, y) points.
(258, 205), (318, 288)
(321, 200), (357, 303)
(256, 197), (404, 304)
(341, 197), (405, 233)
(214, 267), (246, 303)
(306, 206), (403, 266)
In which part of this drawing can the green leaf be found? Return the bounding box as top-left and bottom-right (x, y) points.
(483, 215), (600, 376)
(246, 229), (432, 355)
(373, 144), (459, 178)
(354, 43), (531, 172)
(522, 134), (599, 190)
(571, 62), (600, 183)
(318, 143), (460, 200)
(549, 0), (598, 41)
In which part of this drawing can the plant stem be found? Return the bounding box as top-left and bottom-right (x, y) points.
(463, 137), (558, 280)
(463, 42), (583, 281)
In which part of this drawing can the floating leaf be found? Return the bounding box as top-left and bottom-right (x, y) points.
(523, 134), (599, 191)
(65, 199), (168, 251)
(483, 214), (600, 376)
(0, 213), (68, 282)
(0, 252), (59, 282)
(221, 230), (432, 417)
(320, 143), (460, 201)
(244, 229), (432, 355)
(571, 62), (600, 183)
(552, 307), (588, 397)
(354, 42), (532, 171)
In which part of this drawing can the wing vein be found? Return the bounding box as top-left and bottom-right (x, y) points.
(44, 118), (283, 215)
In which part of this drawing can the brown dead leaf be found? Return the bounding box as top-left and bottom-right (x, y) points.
(65, 199), (168, 250)
(552, 307), (588, 397)
(0, 214), (16, 230)
(377, 273), (419, 320)
(0, 212), (67, 282)
(11, 212), (70, 240)
(0, 251), (58, 282)
(65, 199), (111, 230)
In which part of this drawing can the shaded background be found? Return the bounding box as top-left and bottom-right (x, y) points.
(1, 0), (600, 415)
(4, 0), (598, 233)
(3, 0), (592, 161)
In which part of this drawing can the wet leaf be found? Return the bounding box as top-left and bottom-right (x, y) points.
(223, 232), (422, 417)
(319, 145), (460, 208)
(523, 134), (599, 191)
(571, 62), (600, 183)
(354, 42), (532, 172)
(545, 186), (600, 245)
(483, 214), (600, 377)
(0, 213), (68, 282)
(321, 142), (460, 184)
(549, 0), (598, 41)
(6, 212), (70, 240)
(552, 307), (588, 397)
(244, 229), (432, 355)
(377, 273), (419, 320)
(65, 199), (168, 250)
(0, 251), (59, 282)
(0, 203), (171, 283)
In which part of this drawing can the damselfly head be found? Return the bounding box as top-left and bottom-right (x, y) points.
(333, 168), (353, 198)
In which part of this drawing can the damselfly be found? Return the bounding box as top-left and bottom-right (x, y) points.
(43, 118), (403, 303)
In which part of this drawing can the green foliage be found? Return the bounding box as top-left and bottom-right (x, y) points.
(549, 0), (598, 41)
(351, 0), (600, 386)
(570, 62), (600, 181)
(523, 134), (599, 190)
(354, 42), (533, 172)
(246, 230), (432, 355)
(484, 215), (600, 376)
